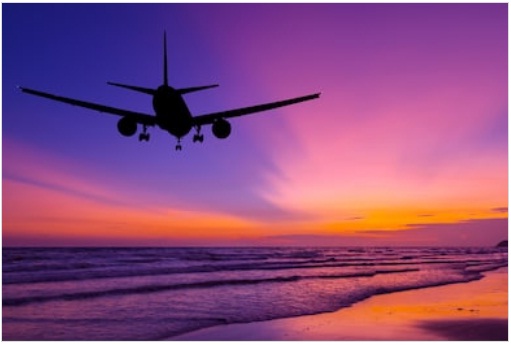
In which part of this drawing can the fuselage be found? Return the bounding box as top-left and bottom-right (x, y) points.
(152, 85), (193, 139)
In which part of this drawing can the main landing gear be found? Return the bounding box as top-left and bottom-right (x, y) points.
(193, 134), (204, 143)
(139, 125), (150, 142)
(192, 125), (204, 143)
(139, 133), (150, 141)
(174, 126), (204, 151)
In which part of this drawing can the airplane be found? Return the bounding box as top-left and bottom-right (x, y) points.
(19, 32), (320, 151)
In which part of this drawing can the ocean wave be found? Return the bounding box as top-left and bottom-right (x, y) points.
(4, 254), (506, 285)
(3, 267), (422, 307)
(3, 247), (507, 340)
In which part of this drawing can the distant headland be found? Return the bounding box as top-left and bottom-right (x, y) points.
(496, 240), (508, 248)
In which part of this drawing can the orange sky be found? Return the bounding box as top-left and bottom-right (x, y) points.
(3, 137), (507, 247)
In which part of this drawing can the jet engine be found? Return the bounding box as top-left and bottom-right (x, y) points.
(212, 118), (231, 139)
(117, 117), (137, 137)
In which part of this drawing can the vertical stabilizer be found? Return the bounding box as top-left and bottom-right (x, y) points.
(163, 31), (169, 86)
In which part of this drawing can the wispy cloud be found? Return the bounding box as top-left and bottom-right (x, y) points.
(260, 218), (508, 247)
(345, 216), (365, 221)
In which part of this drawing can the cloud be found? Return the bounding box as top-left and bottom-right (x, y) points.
(492, 207), (508, 213)
(396, 218), (508, 246)
(3, 137), (312, 225)
(261, 218), (508, 247)
(3, 138), (158, 211)
(345, 216), (365, 221)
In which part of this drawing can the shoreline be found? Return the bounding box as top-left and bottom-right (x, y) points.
(172, 267), (508, 341)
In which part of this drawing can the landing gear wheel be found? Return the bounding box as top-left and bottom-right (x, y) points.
(139, 125), (150, 142)
(193, 125), (204, 143)
(193, 134), (204, 143)
(139, 133), (150, 142)
(175, 138), (183, 151)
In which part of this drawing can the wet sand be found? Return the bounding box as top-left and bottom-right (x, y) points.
(172, 267), (508, 340)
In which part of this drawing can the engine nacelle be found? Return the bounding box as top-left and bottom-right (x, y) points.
(117, 117), (137, 137)
(212, 118), (231, 139)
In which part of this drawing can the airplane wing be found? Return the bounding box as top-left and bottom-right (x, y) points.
(192, 93), (320, 126)
(18, 87), (157, 126)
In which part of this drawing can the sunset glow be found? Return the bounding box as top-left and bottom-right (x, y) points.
(3, 3), (507, 246)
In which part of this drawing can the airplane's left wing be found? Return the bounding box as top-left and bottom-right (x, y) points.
(192, 93), (320, 126)
(18, 87), (157, 126)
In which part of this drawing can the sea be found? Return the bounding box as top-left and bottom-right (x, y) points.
(2, 246), (508, 340)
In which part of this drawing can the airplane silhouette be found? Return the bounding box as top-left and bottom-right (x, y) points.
(19, 32), (320, 151)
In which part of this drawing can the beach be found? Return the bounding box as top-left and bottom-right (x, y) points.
(3, 247), (507, 340)
(172, 267), (508, 341)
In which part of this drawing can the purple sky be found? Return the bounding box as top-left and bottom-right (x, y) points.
(3, 4), (508, 246)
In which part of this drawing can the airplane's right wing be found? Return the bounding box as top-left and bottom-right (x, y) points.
(192, 93), (320, 126)
(19, 87), (157, 126)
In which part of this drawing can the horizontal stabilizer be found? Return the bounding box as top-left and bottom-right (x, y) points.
(107, 82), (156, 95)
(177, 84), (219, 95)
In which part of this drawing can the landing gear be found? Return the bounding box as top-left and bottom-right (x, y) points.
(139, 133), (150, 141)
(139, 125), (150, 142)
(175, 138), (182, 151)
(192, 125), (204, 143)
(193, 134), (204, 143)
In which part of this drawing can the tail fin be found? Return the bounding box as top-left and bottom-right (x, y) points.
(163, 31), (169, 86)
(108, 32), (217, 95)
